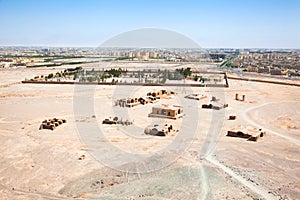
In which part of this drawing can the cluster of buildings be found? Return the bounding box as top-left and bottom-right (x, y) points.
(0, 57), (44, 68)
(109, 51), (158, 60)
(0, 46), (97, 58)
(110, 89), (182, 137)
(115, 97), (156, 107)
(0, 46), (103, 68)
(0, 47), (207, 68)
(106, 49), (212, 62)
(115, 90), (175, 108)
(231, 51), (300, 76)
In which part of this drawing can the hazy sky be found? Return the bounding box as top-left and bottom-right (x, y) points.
(0, 0), (299, 48)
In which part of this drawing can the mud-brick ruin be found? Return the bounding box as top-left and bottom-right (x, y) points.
(144, 123), (178, 136)
(226, 125), (266, 142)
(39, 118), (66, 130)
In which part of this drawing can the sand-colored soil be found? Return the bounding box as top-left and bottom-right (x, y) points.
(0, 66), (299, 199)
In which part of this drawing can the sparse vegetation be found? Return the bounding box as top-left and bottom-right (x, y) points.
(105, 68), (127, 77)
(47, 73), (54, 79)
(176, 67), (192, 78)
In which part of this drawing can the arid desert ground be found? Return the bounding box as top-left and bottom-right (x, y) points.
(0, 65), (299, 200)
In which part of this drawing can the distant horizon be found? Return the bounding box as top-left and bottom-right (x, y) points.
(0, 44), (299, 50)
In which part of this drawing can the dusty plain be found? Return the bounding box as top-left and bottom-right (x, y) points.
(0, 65), (299, 200)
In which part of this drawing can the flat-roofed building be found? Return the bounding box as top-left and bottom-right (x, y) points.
(148, 104), (183, 119)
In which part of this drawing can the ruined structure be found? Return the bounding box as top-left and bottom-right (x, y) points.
(147, 89), (175, 99)
(115, 98), (140, 108)
(201, 96), (228, 110)
(102, 119), (117, 125)
(226, 126), (266, 142)
(144, 124), (177, 136)
(202, 104), (213, 109)
(148, 104), (183, 119)
(184, 94), (207, 101)
(115, 96), (156, 108)
(235, 93), (246, 101)
(211, 96), (219, 102)
(202, 103), (228, 110)
(39, 118), (66, 130)
(114, 90), (175, 108)
(102, 118), (133, 126)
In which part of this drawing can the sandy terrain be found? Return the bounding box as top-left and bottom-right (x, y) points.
(0, 65), (299, 200)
